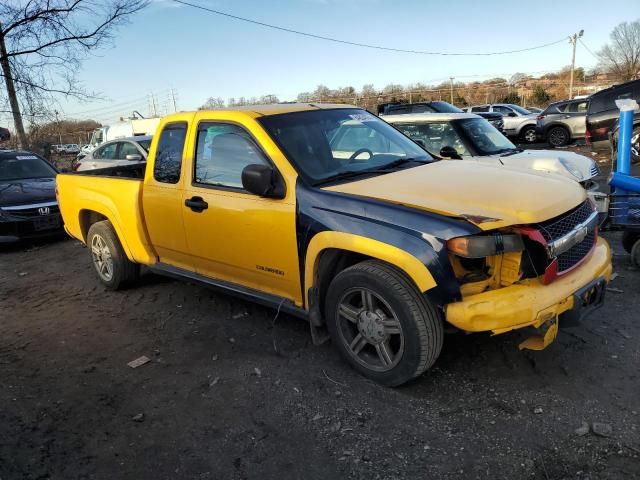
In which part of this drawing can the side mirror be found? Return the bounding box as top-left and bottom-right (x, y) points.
(126, 154), (143, 161)
(439, 146), (462, 160)
(241, 164), (286, 199)
(414, 139), (426, 149)
(508, 112), (517, 117)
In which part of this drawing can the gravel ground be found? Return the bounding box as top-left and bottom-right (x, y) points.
(1, 145), (639, 480)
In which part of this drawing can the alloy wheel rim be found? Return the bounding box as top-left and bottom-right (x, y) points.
(524, 129), (537, 142)
(336, 287), (404, 372)
(91, 234), (113, 281)
(632, 132), (639, 159)
(549, 128), (567, 146)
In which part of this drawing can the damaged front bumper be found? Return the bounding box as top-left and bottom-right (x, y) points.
(445, 237), (612, 348)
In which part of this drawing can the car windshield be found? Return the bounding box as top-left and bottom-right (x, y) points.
(0, 155), (56, 181)
(137, 139), (152, 152)
(458, 118), (517, 155)
(259, 108), (432, 185)
(508, 104), (532, 115)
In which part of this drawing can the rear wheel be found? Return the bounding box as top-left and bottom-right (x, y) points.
(87, 220), (139, 290)
(547, 126), (570, 147)
(632, 127), (640, 164)
(631, 239), (640, 268)
(521, 125), (537, 143)
(325, 260), (443, 387)
(622, 231), (640, 254)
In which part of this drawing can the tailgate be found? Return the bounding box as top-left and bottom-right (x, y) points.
(56, 173), (155, 264)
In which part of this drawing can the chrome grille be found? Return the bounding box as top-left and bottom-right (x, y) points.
(557, 229), (595, 271)
(536, 201), (593, 243)
(534, 200), (596, 273)
(2, 203), (59, 218)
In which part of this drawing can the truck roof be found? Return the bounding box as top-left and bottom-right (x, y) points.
(196, 102), (356, 117)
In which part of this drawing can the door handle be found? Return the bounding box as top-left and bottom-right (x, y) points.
(185, 196), (208, 212)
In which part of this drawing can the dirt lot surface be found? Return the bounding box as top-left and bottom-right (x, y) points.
(2, 147), (639, 480)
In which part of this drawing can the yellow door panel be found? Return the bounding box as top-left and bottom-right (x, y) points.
(182, 188), (300, 304)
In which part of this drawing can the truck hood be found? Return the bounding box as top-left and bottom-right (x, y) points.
(324, 161), (586, 231)
(0, 177), (56, 208)
(485, 149), (597, 182)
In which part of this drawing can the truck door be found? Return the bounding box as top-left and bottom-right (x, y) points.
(181, 121), (300, 304)
(142, 121), (193, 270)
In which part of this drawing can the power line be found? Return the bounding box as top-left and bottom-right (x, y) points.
(579, 38), (599, 60)
(172, 0), (568, 56)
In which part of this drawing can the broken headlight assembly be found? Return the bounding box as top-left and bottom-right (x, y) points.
(447, 233), (524, 258)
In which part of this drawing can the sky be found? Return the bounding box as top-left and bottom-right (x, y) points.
(21, 0), (640, 124)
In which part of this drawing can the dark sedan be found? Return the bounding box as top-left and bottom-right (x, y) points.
(0, 150), (62, 243)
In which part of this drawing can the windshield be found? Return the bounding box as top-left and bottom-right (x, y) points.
(458, 118), (517, 155)
(259, 109), (432, 185)
(430, 101), (464, 113)
(392, 122), (468, 156)
(507, 104), (532, 115)
(0, 155), (57, 181)
(138, 139), (152, 152)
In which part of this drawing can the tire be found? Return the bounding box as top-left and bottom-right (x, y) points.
(521, 125), (537, 144)
(325, 260), (443, 387)
(547, 126), (570, 147)
(622, 231), (640, 254)
(87, 220), (139, 290)
(631, 239), (640, 268)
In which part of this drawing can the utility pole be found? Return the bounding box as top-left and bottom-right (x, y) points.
(568, 30), (584, 99)
(171, 89), (178, 112)
(150, 94), (158, 117)
(449, 77), (455, 105)
(54, 110), (62, 144)
(0, 22), (28, 148)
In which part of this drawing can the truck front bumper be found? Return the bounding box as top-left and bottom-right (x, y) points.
(445, 237), (612, 336)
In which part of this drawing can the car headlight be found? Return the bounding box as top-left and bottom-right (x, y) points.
(558, 158), (584, 180)
(447, 233), (524, 258)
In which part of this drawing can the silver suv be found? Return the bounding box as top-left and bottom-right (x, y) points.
(536, 98), (588, 147)
(463, 104), (538, 142)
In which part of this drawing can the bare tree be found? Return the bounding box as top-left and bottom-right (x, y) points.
(597, 19), (640, 82)
(199, 97), (225, 110)
(0, 0), (148, 148)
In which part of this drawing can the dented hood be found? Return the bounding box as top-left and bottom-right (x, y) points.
(324, 161), (586, 230)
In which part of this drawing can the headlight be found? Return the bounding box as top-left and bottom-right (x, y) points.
(447, 233), (524, 258)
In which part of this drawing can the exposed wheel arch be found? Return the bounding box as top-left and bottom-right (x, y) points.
(79, 209), (108, 242)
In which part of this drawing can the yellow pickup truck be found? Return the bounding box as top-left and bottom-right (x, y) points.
(56, 104), (612, 386)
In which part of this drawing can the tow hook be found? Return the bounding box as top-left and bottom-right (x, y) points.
(518, 317), (559, 351)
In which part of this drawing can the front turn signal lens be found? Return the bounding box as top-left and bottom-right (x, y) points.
(447, 234), (524, 258)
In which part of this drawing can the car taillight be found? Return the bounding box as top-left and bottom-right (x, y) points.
(585, 130), (591, 145)
(72, 162), (81, 171)
(536, 114), (544, 120)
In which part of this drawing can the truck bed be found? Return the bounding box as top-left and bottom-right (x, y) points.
(56, 171), (155, 265)
(76, 163), (146, 179)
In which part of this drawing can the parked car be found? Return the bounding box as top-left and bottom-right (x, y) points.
(65, 144), (81, 154)
(0, 127), (10, 142)
(379, 101), (504, 133)
(72, 136), (151, 172)
(536, 98), (588, 147)
(0, 150), (62, 243)
(57, 104), (611, 387)
(384, 112), (599, 191)
(586, 79), (640, 155)
(463, 104), (537, 142)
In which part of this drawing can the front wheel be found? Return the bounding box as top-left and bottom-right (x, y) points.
(87, 220), (139, 290)
(325, 260), (443, 387)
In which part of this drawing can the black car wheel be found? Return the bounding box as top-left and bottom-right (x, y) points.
(521, 125), (537, 143)
(87, 220), (139, 290)
(325, 260), (443, 387)
(547, 126), (570, 147)
(622, 231), (640, 254)
(632, 128), (640, 164)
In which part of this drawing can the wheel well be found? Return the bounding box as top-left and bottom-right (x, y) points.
(79, 210), (108, 242)
(314, 249), (369, 319)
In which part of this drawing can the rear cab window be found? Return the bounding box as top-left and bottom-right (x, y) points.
(153, 123), (187, 184)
